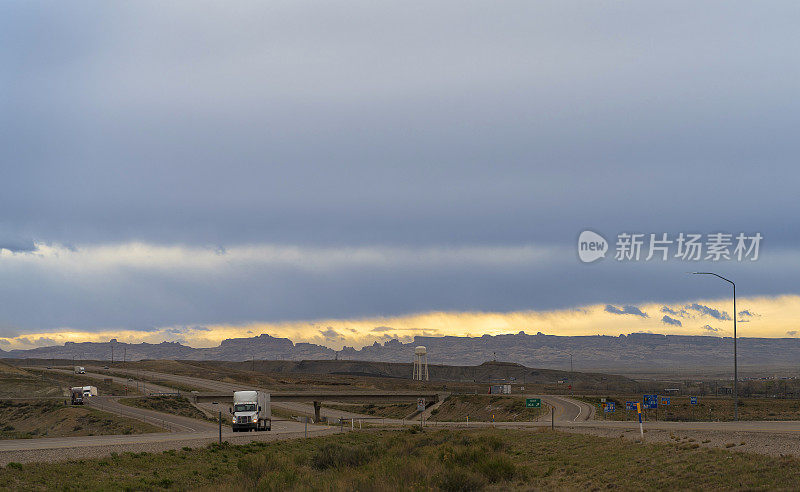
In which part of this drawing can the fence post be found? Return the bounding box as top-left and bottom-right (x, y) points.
(305, 419), (308, 438)
(218, 411), (222, 443)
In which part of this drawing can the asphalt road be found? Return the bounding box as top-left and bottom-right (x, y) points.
(11, 367), (800, 458)
(87, 396), (216, 433)
(539, 395), (595, 422)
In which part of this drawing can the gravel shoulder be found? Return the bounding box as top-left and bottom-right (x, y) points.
(557, 423), (800, 458)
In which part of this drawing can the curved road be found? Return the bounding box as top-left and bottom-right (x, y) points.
(540, 395), (595, 422)
(87, 396), (217, 433)
(69, 367), (594, 424)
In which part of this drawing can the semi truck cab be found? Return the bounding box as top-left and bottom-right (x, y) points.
(230, 390), (271, 432)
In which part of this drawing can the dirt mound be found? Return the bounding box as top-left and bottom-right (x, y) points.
(0, 399), (161, 439)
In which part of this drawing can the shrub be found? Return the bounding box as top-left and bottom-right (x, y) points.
(484, 435), (505, 451)
(453, 447), (485, 466)
(310, 443), (373, 470)
(236, 451), (284, 486)
(475, 455), (517, 483)
(438, 468), (487, 492)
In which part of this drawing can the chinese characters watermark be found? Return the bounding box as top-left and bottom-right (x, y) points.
(578, 231), (762, 263)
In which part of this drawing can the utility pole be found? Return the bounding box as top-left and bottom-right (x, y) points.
(692, 272), (738, 421)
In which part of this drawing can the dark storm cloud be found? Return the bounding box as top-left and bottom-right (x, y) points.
(605, 305), (648, 318)
(0, 238), (36, 253)
(686, 303), (731, 321)
(2, 1), (800, 248)
(661, 306), (691, 318)
(319, 327), (344, 341)
(1, 2), (800, 334)
(661, 315), (682, 327)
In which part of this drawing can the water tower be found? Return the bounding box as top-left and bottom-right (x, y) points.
(413, 346), (429, 381)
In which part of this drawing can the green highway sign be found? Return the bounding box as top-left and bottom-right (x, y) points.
(525, 398), (541, 408)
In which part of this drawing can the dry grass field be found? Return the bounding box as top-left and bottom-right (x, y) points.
(2, 428), (799, 490)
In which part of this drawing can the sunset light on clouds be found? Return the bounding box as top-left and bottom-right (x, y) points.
(3, 2), (800, 353)
(3, 292), (798, 351)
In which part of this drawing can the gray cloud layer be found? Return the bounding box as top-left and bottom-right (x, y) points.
(1, 2), (799, 334)
(604, 305), (648, 318)
(685, 303), (732, 321)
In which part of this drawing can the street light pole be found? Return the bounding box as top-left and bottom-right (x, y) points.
(692, 272), (737, 421)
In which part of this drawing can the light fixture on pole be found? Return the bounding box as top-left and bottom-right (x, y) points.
(692, 272), (738, 421)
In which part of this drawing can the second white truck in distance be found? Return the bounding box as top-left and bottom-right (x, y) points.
(230, 390), (271, 432)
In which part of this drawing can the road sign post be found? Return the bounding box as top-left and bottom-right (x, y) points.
(636, 402), (643, 442)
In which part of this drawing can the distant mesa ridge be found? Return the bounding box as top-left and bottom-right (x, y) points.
(3, 332), (800, 370)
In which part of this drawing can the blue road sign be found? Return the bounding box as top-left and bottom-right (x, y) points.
(660, 396), (670, 406)
(643, 394), (658, 409)
(605, 402), (615, 412)
(625, 401), (637, 410)
(690, 396), (698, 405)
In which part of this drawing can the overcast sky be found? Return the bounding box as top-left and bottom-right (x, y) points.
(2, 2), (799, 347)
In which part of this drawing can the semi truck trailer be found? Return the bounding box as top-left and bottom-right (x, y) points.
(230, 390), (271, 432)
(70, 386), (98, 404)
(70, 386), (85, 405)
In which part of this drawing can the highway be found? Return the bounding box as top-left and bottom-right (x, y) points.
(7, 366), (800, 460)
(73, 366), (417, 423)
(87, 396), (217, 433)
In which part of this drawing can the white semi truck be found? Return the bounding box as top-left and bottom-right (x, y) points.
(230, 390), (271, 432)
